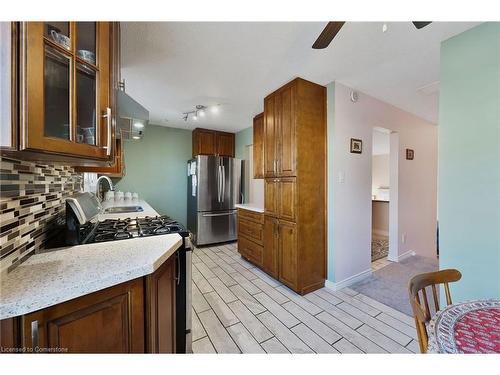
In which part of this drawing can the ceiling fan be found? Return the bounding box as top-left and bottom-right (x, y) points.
(312, 21), (432, 49)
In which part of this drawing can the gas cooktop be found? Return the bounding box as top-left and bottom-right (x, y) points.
(81, 215), (188, 244)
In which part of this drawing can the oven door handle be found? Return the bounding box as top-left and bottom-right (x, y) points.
(202, 211), (236, 217)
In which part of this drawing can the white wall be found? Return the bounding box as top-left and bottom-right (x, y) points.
(328, 82), (438, 285)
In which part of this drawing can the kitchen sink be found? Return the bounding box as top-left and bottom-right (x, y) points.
(104, 206), (144, 214)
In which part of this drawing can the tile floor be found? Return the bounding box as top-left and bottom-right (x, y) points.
(372, 256), (392, 271)
(191, 242), (420, 354)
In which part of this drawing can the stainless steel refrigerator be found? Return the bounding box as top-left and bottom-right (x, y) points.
(187, 155), (242, 246)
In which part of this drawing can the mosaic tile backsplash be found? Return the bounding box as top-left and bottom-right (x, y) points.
(0, 156), (82, 273)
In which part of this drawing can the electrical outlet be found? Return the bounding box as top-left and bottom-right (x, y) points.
(402, 233), (407, 244)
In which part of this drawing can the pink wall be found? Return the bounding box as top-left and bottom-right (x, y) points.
(329, 82), (438, 284)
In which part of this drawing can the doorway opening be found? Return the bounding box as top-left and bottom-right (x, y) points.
(371, 127), (398, 271)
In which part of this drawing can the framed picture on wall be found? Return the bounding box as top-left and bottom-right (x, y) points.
(406, 148), (415, 160)
(350, 138), (362, 154)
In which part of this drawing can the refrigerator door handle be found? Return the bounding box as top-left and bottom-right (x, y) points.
(202, 211), (236, 217)
(217, 164), (221, 202)
(221, 164), (226, 203)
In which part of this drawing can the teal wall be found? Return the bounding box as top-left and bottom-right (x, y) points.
(115, 125), (192, 226)
(438, 23), (500, 301)
(235, 126), (253, 159)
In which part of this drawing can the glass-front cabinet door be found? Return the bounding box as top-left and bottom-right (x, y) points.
(20, 22), (111, 159)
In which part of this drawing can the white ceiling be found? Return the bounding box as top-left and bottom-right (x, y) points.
(121, 21), (479, 132)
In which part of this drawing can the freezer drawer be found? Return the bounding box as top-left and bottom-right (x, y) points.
(196, 210), (237, 245)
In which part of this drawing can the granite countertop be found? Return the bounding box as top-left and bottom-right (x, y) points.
(0, 234), (182, 319)
(235, 203), (264, 213)
(0, 199), (182, 320)
(372, 199), (390, 203)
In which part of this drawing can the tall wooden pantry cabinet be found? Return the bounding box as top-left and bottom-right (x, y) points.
(262, 78), (326, 295)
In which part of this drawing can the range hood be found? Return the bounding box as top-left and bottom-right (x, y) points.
(116, 88), (149, 140)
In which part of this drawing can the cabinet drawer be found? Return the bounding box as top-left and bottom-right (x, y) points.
(238, 208), (264, 224)
(238, 236), (263, 267)
(238, 218), (263, 245)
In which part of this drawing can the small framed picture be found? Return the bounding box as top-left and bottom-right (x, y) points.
(406, 149), (414, 160)
(350, 138), (362, 154)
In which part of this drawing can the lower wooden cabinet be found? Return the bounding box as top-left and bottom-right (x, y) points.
(2, 253), (178, 353)
(22, 277), (145, 353)
(145, 254), (176, 353)
(263, 216), (279, 278)
(278, 220), (298, 290)
(237, 208), (264, 268)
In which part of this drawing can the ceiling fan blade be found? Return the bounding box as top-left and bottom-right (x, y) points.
(412, 21), (432, 29)
(312, 21), (345, 49)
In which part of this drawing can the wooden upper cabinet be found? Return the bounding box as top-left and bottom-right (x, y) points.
(215, 131), (235, 157)
(263, 82), (296, 177)
(253, 113), (264, 179)
(20, 22), (112, 160)
(278, 85), (296, 177)
(192, 128), (235, 157)
(263, 95), (278, 177)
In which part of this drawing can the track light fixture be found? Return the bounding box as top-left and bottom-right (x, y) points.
(182, 104), (220, 121)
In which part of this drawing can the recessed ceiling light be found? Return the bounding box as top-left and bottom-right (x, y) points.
(193, 115), (198, 121)
(211, 105), (220, 114)
(134, 122), (144, 129)
(132, 135), (141, 140)
(199, 109), (205, 117)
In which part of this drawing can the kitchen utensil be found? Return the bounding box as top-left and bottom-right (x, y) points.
(50, 30), (70, 50)
(77, 49), (96, 65)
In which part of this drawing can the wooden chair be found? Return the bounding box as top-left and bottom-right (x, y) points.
(408, 269), (462, 353)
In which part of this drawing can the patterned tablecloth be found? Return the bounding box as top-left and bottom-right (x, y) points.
(427, 299), (500, 353)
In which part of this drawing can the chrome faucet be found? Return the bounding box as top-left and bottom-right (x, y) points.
(96, 175), (114, 201)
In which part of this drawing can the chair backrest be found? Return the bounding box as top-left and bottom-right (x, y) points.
(408, 269), (462, 353)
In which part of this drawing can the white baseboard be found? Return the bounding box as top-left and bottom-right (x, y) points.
(387, 250), (417, 262)
(325, 268), (372, 291)
(372, 229), (389, 237)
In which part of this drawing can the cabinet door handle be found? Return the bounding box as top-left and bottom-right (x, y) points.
(102, 107), (112, 156)
(31, 320), (39, 348)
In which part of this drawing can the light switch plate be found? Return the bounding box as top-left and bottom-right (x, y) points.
(338, 171), (345, 183)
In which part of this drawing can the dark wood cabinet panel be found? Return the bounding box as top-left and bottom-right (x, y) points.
(22, 278), (145, 353)
(253, 113), (264, 179)
(278, 85), (296, 176)
(237, 209), (264, 267)
(263, 96), (278, 177)
(216, 131), (235, 157)
(238, 218), (263, 245)
(192, 128), (216, 157)
(278, 177), (296, 222)
(263, 216), (279, 279)
(192, 128), (235, 157)
(278, 220), (298, 290)
(264, 178), (279, 217)
(145, 254), (176, 353)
